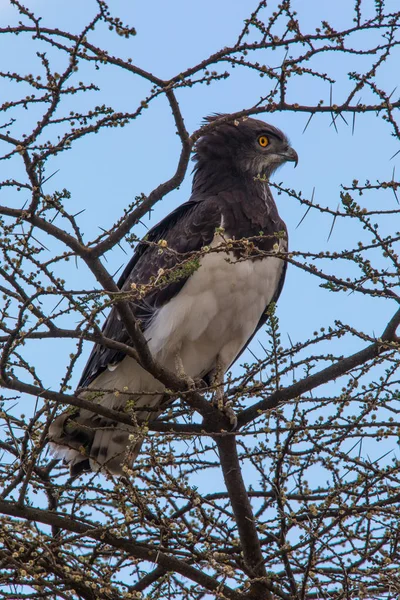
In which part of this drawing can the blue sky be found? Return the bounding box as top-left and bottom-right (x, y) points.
(0, 0), (399, 429)
(1, 2), (400, 595)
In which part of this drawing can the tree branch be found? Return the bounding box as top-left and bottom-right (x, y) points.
(0, 499), (243, 600)
(215, 434), (272, 600)
(238, 307), (400, 427)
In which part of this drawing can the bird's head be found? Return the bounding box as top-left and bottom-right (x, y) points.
(194, 114), (298, 180)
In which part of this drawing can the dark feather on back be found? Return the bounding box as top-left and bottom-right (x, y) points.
(79, 115), (289, 388)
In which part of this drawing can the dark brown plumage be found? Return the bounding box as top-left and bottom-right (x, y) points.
(49, 114), (298, 476)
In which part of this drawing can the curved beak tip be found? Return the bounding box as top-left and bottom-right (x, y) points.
(288, 148), (299, 168)
(280, 147), (298, 168)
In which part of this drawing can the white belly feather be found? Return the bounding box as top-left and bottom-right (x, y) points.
(92, 235), (285, 395)
(145, 236), (285, 378)
(51, 235), (285, 472)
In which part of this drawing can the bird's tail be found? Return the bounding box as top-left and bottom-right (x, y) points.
(49, 403), (154, 476)
(48, 358), (165, 476)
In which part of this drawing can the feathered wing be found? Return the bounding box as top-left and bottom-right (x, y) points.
(78, 197), (223, 386)
(49, 186), (287, 476)
(49, 197), (223, 475)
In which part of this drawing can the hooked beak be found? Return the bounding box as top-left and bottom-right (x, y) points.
(281, 146), (298, 168)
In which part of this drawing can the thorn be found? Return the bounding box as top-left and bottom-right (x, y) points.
(31, 234), (49, 251)
(327, 204), (340, 241)
(112, 264), (124, 278)
(296, 188), (315, 229)
(280, 48), (289, 69)
(258, 339), (269, 356)
(392, 166), (399, 204)
(50, 210), (60, 224)
(330, 112), (339, 133)
(248, 347), (259, 362)
(42, 169), (60, 185)
(72, 209), (86, 218)
(296, 205), (311, 229)
(390, 148), (400, 161)
(346, 438), (362, 457)
(302, 113), (314, 134)
(372, 448), (393, 465)
(50, 296), (65, 315)
(329, 84), (338, 132)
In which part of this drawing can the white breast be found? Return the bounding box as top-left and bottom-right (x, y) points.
(145, 233), (285, 378)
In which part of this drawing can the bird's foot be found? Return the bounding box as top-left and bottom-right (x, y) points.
(222, 403), (238, 430)
(210, 355), (237, 430)
(213, 386), (237, 430)
(174, 352), (196, 390)
(193, 377), (208, 390)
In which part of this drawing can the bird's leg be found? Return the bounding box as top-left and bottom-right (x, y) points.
(174, 350), (195, 389)
(212, 355), (237, 430)
(212, 355), (225, 412)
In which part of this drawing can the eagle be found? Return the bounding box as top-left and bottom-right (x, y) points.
(49, 115), (298, 476)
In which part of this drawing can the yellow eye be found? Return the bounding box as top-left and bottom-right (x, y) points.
(258, 135), (269, 147)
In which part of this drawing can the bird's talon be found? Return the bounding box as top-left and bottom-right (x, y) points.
(175, 352), (195, 389)
(185, 375), (196, 390)
(194, 377), (207, 390)
(224, 405), (238, 430)
(213, 389), (237, 430)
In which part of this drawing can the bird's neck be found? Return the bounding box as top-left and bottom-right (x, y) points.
(192, 159), (265, 195)
(192, 160), (281, 233)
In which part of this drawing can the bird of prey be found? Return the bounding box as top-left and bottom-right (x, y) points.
(49, 115), (298, 476)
